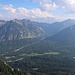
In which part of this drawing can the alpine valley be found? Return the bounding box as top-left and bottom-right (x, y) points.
(0, 19), (75, 75)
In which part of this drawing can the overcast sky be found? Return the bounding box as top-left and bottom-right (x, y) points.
(0, 0), (75, 23)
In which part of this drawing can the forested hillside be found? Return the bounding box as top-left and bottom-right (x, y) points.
(0, 60), (30, 75)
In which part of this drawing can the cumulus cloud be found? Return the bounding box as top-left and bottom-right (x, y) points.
(35, 0), (75, 14)
(34, 0), (75, 14)
(1, 0), (75, 23)
(0, 4), (57, 23)
(40, 2), (58, 12)
(54, 0), (75, 13)
(2, 4), (16, 14)
(18, 8), (55, 18)
(35, 0), (58, 11)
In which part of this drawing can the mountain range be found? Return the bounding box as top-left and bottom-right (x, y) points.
(37, 19), (75, 36)
(0, 19), (44, 41)
(48, 25), (75, 45)
(0, 19), (75, 75)
(0, 19), (75, 42)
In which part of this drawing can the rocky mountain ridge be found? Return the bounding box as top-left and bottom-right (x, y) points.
(0, 19), (75, 41)
(0, 19), (44, 41)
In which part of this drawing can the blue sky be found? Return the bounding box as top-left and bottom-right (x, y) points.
(0, 0), (75, 23)
(0, 0), (39, 9)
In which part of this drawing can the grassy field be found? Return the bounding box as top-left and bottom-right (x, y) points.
(20, 52), (60, 57)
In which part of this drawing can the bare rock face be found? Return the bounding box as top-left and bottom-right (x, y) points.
(0, 19), (44, 41)
(0, 20), (6, 27)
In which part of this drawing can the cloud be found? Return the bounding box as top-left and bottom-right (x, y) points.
(35, 0), (58, 12)
(18, 8), (55, 18)
(61, 14), (75, 20)
(1, 0), (75, 23)
(40, 2), (58, 12)
(0, 4), (57, 23)
(54, 0), (75, 13)
(2, 4), (16, 14)
(0, 14), (3, 18)
(34, 0), (75, 14)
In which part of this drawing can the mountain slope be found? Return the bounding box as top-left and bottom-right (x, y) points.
(37, 19), (75, 36)
(0, 19), (75, 75)
(0, 20), (6, 27)
(0, 60), (30, 75)
(48, 25), (75, 45)
(0, 19), (44, 41)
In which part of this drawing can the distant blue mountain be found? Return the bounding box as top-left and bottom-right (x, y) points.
(48, 25), (75, 45)
(37, 19), (75, 36)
